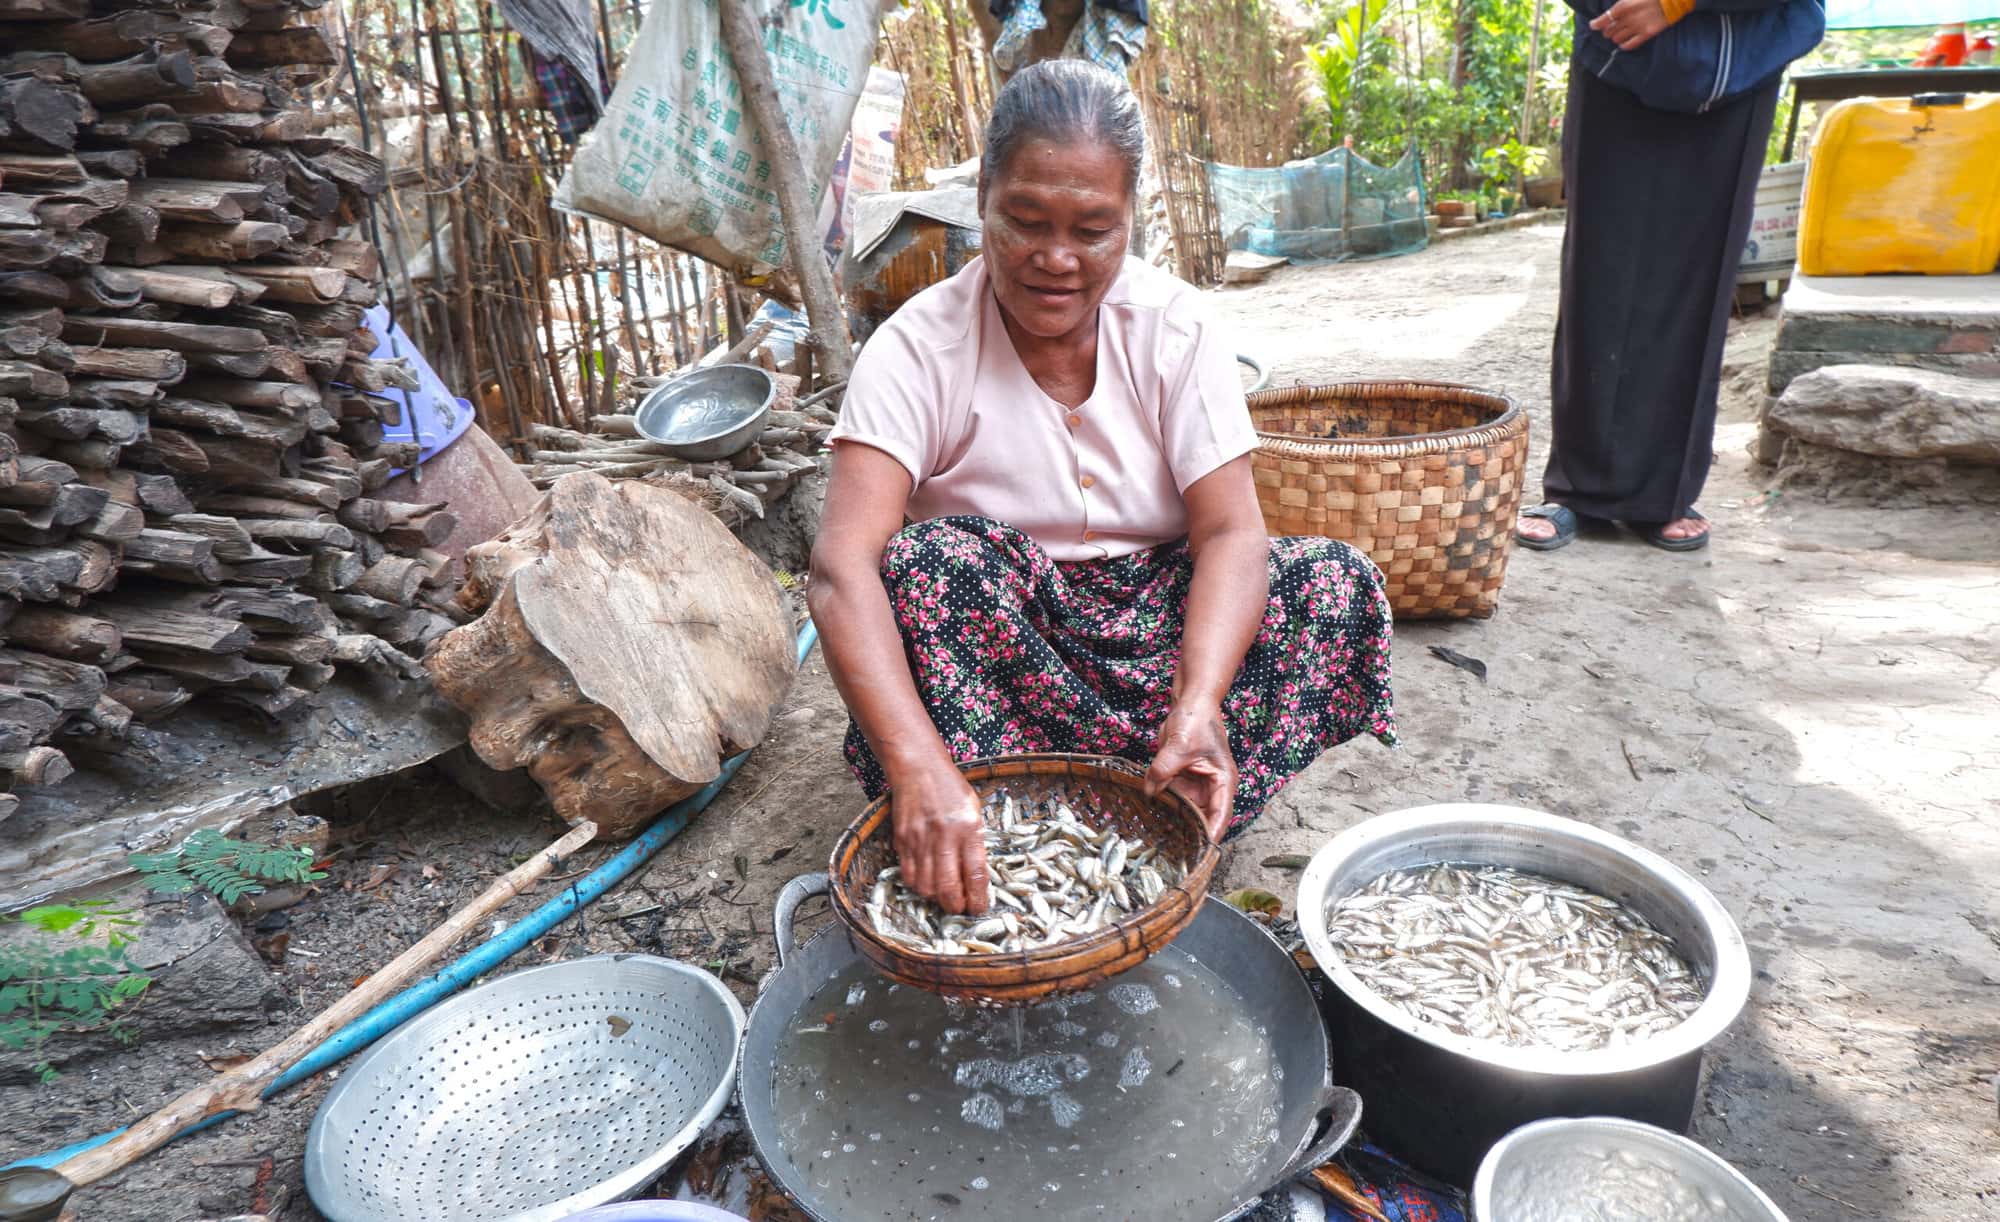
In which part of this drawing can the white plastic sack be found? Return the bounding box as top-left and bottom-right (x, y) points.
(819, 65), (906, 256)
(553, 0), (881, 274)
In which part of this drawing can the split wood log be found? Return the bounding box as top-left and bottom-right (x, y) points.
(78, 498), (142, 542)
(86, 109), (189, 157)
(0, 76), (88, 153)
(240, 517), (352, 550)
(75, 49), (197, 108)
(75, 150), (141, 179)
(7, 11), (204, 60)
(60, 269), (140, 311)
(0, 153), (85, 186)
(428, 473), (796, 839)
(110, 264), (246, 308)
(0, 648), (105, 714)
(3, 605), (120, 662)
(1, 743), (73, 785)
(94, 603), (250, 654)
(61, 313), (264, 352)
(68, 345), (184, 382)
(164, 511), (256, 559)
(144, 220), (288, 262)
(306, 548), (362, 591)
(105, 671), (191, 720)
(137, 651), (285, 690)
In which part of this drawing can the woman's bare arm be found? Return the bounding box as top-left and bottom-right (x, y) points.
(806, 443), (991, 914)
(1143, 455), (1268, 838)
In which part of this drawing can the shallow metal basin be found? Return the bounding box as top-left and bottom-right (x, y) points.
(632, 364), (774, 461)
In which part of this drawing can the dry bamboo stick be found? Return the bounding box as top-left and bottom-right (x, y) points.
(50, 820), (602, 1192)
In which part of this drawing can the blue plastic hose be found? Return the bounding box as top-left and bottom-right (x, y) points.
(9, 620), (819, 1172)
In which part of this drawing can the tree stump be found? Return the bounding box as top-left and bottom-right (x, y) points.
(425, 473), (796, 839)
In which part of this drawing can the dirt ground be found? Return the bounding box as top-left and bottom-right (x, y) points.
(6, 222), (1996, 1220)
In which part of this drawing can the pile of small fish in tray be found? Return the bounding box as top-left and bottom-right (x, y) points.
(1326, 863), (1706, 1052)
(865, 795), (1189, 955)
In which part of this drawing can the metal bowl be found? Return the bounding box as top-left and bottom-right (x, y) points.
(1473, 1117), (1787, 1221)
(1295, 805), (1752, 1183)
(304, 954), (744, 1222)
(632, 364), (774, 461)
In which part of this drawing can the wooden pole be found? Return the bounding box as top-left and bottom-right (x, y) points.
(51, 821), (601, 1190)
(714, 0), (855, 382)
(1517, 0), (1547, 197)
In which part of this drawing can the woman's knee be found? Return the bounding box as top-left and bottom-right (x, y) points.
(880, 518), (998, 581)
(1265, 535), (1390, 620)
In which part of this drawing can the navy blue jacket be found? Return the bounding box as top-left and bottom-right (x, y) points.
(1569, 0), (1826, 114)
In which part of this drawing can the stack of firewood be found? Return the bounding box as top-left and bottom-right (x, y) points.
(523, 373), (836, 530)
(0, 0), (454, 817)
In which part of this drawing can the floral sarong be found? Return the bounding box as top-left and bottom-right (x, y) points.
(844, 516), (1396, 835)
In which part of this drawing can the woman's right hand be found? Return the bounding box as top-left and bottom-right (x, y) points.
(888, 762), (991, 916)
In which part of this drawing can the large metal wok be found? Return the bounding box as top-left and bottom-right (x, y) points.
(740, 875), (1360, 1222)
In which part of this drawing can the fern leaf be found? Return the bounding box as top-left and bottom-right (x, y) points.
(126, 849), (183, 874)
(141, 872), (196, 895)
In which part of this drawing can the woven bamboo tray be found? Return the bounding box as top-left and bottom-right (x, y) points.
(1248, 380), (1529, 620)
(828, 754), (1220, 1005)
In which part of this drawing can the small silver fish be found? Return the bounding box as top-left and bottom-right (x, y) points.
(864, 796), (1192, 957)
(1326, 863), (1704, 1053)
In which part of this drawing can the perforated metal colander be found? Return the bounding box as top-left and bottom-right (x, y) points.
(304, 954), (744, 1222)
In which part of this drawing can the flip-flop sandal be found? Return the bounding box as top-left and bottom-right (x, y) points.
(1514, 504), (1579, 551)
(1641, 509), (1711, 552)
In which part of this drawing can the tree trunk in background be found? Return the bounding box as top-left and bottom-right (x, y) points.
(1449, 0), (1476, 190)
(715, 0), (855, 382)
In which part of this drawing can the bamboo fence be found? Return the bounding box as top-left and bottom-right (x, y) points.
(313, 0), (1307, 446)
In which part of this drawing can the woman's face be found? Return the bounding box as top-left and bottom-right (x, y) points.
(981, 136), (1131, 343)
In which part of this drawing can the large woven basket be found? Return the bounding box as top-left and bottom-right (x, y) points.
(1248, 381), (1529, 620)
(828, 754), (1219, 1005)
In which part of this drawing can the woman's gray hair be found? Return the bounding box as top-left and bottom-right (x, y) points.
(979, 60), (1146, 200)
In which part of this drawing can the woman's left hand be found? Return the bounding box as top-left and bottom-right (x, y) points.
(1144, 700), (1237, 842)
(1590, 0), (1672, 50)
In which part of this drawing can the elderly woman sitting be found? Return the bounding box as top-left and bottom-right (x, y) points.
(808, 61), (1395, 916)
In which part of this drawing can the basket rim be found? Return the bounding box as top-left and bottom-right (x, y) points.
(827, 752), (1219, 976)
(1247, 378), (1524, 458)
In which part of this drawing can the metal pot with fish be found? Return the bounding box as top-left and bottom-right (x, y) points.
(739, 874), (1363, 1221)
(1295, 805), (1751, 1186)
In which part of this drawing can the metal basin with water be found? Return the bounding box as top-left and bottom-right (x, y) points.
(632, 364), (774, 462)
(1472, 1117), (1787, 1221)
(740, 874), (1360, 1222)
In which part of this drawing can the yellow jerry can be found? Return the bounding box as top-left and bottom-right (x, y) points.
(1796, 92), (2000, 276)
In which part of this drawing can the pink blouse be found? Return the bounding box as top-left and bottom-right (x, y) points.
(828, 256), (1257, 562)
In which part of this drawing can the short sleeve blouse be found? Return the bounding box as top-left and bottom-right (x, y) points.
(827, 256), (1257, 562)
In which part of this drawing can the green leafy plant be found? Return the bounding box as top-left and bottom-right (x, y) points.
(130, 829), (326, 905)
(1477, 137), (1549, 196)
(1305, 0), (1395, 138)
(0, 902), (150, 1083)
